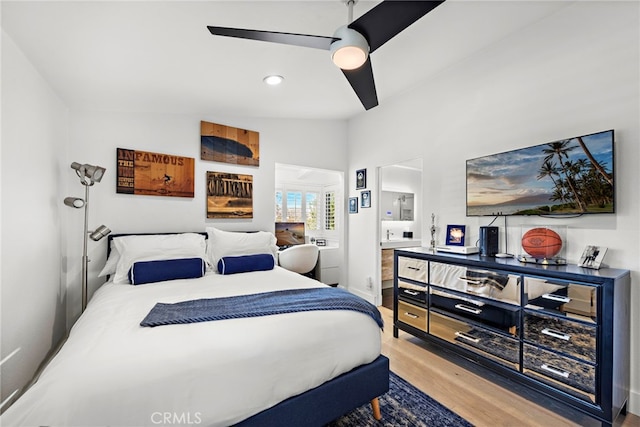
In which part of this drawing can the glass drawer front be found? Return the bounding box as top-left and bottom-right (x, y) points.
(397, 257), (427, 283)
(523, 343), (596, 402)
(430, 262), (521, 305)
(524, 311), (596, 363)
(397, 300), (427, 331)
(398, 279), (427, 304)
(430, 289), (519, 335)
(524, 278), (598, 322)
(429, 311), (519, 370)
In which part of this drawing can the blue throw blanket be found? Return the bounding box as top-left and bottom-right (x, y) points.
(140, 287), (383, 329)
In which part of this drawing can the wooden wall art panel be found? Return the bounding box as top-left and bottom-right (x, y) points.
(117, 148), (195, 198)
(206, 171), (253, 219)
(201, 120), (259, 166)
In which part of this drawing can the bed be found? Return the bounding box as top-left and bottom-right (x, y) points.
(1, 229), (389, 426)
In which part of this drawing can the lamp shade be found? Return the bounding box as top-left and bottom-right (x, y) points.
(89, 225), (111, 241)
(330, 26), (369, 70)
(71, 162), (106, 184)
(64, 197), (85, 208)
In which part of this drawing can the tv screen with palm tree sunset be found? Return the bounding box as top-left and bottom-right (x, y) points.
(466, 129), (614, 216)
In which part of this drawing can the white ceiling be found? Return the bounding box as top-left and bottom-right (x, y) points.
(276, 163), (342, 187)
(1, 0), (573, 120)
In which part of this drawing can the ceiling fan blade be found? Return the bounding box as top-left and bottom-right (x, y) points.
(341, 57), (378, 110)
(207, 26), (335, 50)
(349, 1), (446, 53)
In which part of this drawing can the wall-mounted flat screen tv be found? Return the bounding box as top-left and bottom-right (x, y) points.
(466, 129), (614, 216)
(275, 222), (306, 247)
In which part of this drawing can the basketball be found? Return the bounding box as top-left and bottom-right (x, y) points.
(521, 227), (563, 259)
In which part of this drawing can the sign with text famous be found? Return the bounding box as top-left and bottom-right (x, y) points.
(117, 148), (195, 198)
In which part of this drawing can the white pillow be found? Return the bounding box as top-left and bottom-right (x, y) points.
(112, 233), (207, 284)
(98, 240), (119, 277)
(206, 227), (278, 269)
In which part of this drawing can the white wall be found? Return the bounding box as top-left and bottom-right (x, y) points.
(347, 1), (640, 414)
(1, 30), (68, 407)
(66, 111), (348, 322)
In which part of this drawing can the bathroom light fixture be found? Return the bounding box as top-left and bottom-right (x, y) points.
(64, 161), (110, 312)
(263, 75), (284, 85)
(330, 25), (369, 70)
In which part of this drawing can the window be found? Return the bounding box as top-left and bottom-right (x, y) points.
(275, 188), (331, 233)
(306, 192), (319, 230)
(275, 191), (283, 222)
(286, 191), (302, 221)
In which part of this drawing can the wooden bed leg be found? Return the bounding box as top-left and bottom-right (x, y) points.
(370, 397), (381, 420)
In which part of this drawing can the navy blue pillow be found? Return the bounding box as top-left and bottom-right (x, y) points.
(217, 253), (275, 275)
(128, 257), (206, 285)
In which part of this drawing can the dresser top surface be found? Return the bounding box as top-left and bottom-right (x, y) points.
(395, 247), (630, 282)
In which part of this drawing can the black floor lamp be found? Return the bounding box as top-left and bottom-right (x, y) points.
(64, 162), (111, 312)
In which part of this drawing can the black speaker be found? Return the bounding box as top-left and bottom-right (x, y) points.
(479, 226), (499, 256)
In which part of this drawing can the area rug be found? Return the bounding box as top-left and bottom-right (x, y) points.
(327, 371), (473, 427)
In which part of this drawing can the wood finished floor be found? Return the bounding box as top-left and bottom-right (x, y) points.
(378, 306), (640, 427)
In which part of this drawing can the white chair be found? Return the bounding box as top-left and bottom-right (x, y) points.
(278, 244), (319, 276)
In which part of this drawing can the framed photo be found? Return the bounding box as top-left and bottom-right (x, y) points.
(349, 197), (359, 214)
(361, 190), (371, 208)
(445, 225), (466, 246)
(578, 245), (607, 269)
(356, 168), (367, 189)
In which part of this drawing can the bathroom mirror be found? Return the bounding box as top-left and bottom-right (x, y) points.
(381, 191), (414, 221)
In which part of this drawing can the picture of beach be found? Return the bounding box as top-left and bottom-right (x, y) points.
(201, 120), (259, 166)
(206, 171), (253, 218)
(466, 130), (614, 216)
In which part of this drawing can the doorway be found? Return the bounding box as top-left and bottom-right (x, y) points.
(378, 159), (423, 309)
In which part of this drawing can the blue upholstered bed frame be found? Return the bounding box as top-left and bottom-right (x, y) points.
(237, 355), (390, 426)
(106, 233), (390, 425)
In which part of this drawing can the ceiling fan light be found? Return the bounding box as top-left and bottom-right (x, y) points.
(332, 46), (367, 70)
(330, 26), (369, 70)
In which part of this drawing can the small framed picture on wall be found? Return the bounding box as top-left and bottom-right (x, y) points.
(361, 190), (371, 208)
(445, 225), (466, 246)
(349, 197), (358, 214)
(356, 168), (367, 189)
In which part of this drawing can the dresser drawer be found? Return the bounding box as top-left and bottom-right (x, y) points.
(524, 311), (596, 363)
(430, 262), (521, 305)
(523, 343), (595, 400)
(430, 289), (519, 334)
(525, 278), (598, 322)
(397, 256), (427, 282)
(397, 301), (427, 331)
(398, 279), (427, 304)
(429, 311), (519, 369)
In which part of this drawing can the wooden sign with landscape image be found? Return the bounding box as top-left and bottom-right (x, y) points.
(206, 171), (253, 218)
(201, 120), (259, 166)
(117, 148), (194, 198)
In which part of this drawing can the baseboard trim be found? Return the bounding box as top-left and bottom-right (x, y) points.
(628, 388), (639, 416)
(348, 287), (376, 305)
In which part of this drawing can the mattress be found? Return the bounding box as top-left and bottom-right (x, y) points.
(1, 267), (381, 426)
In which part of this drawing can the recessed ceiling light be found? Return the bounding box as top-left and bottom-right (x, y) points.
(263, 75), (284, 86)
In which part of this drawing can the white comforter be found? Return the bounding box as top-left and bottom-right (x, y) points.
(2, 267), (381, 427)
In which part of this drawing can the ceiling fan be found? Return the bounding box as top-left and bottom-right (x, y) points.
(207, 0), (446, 111)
